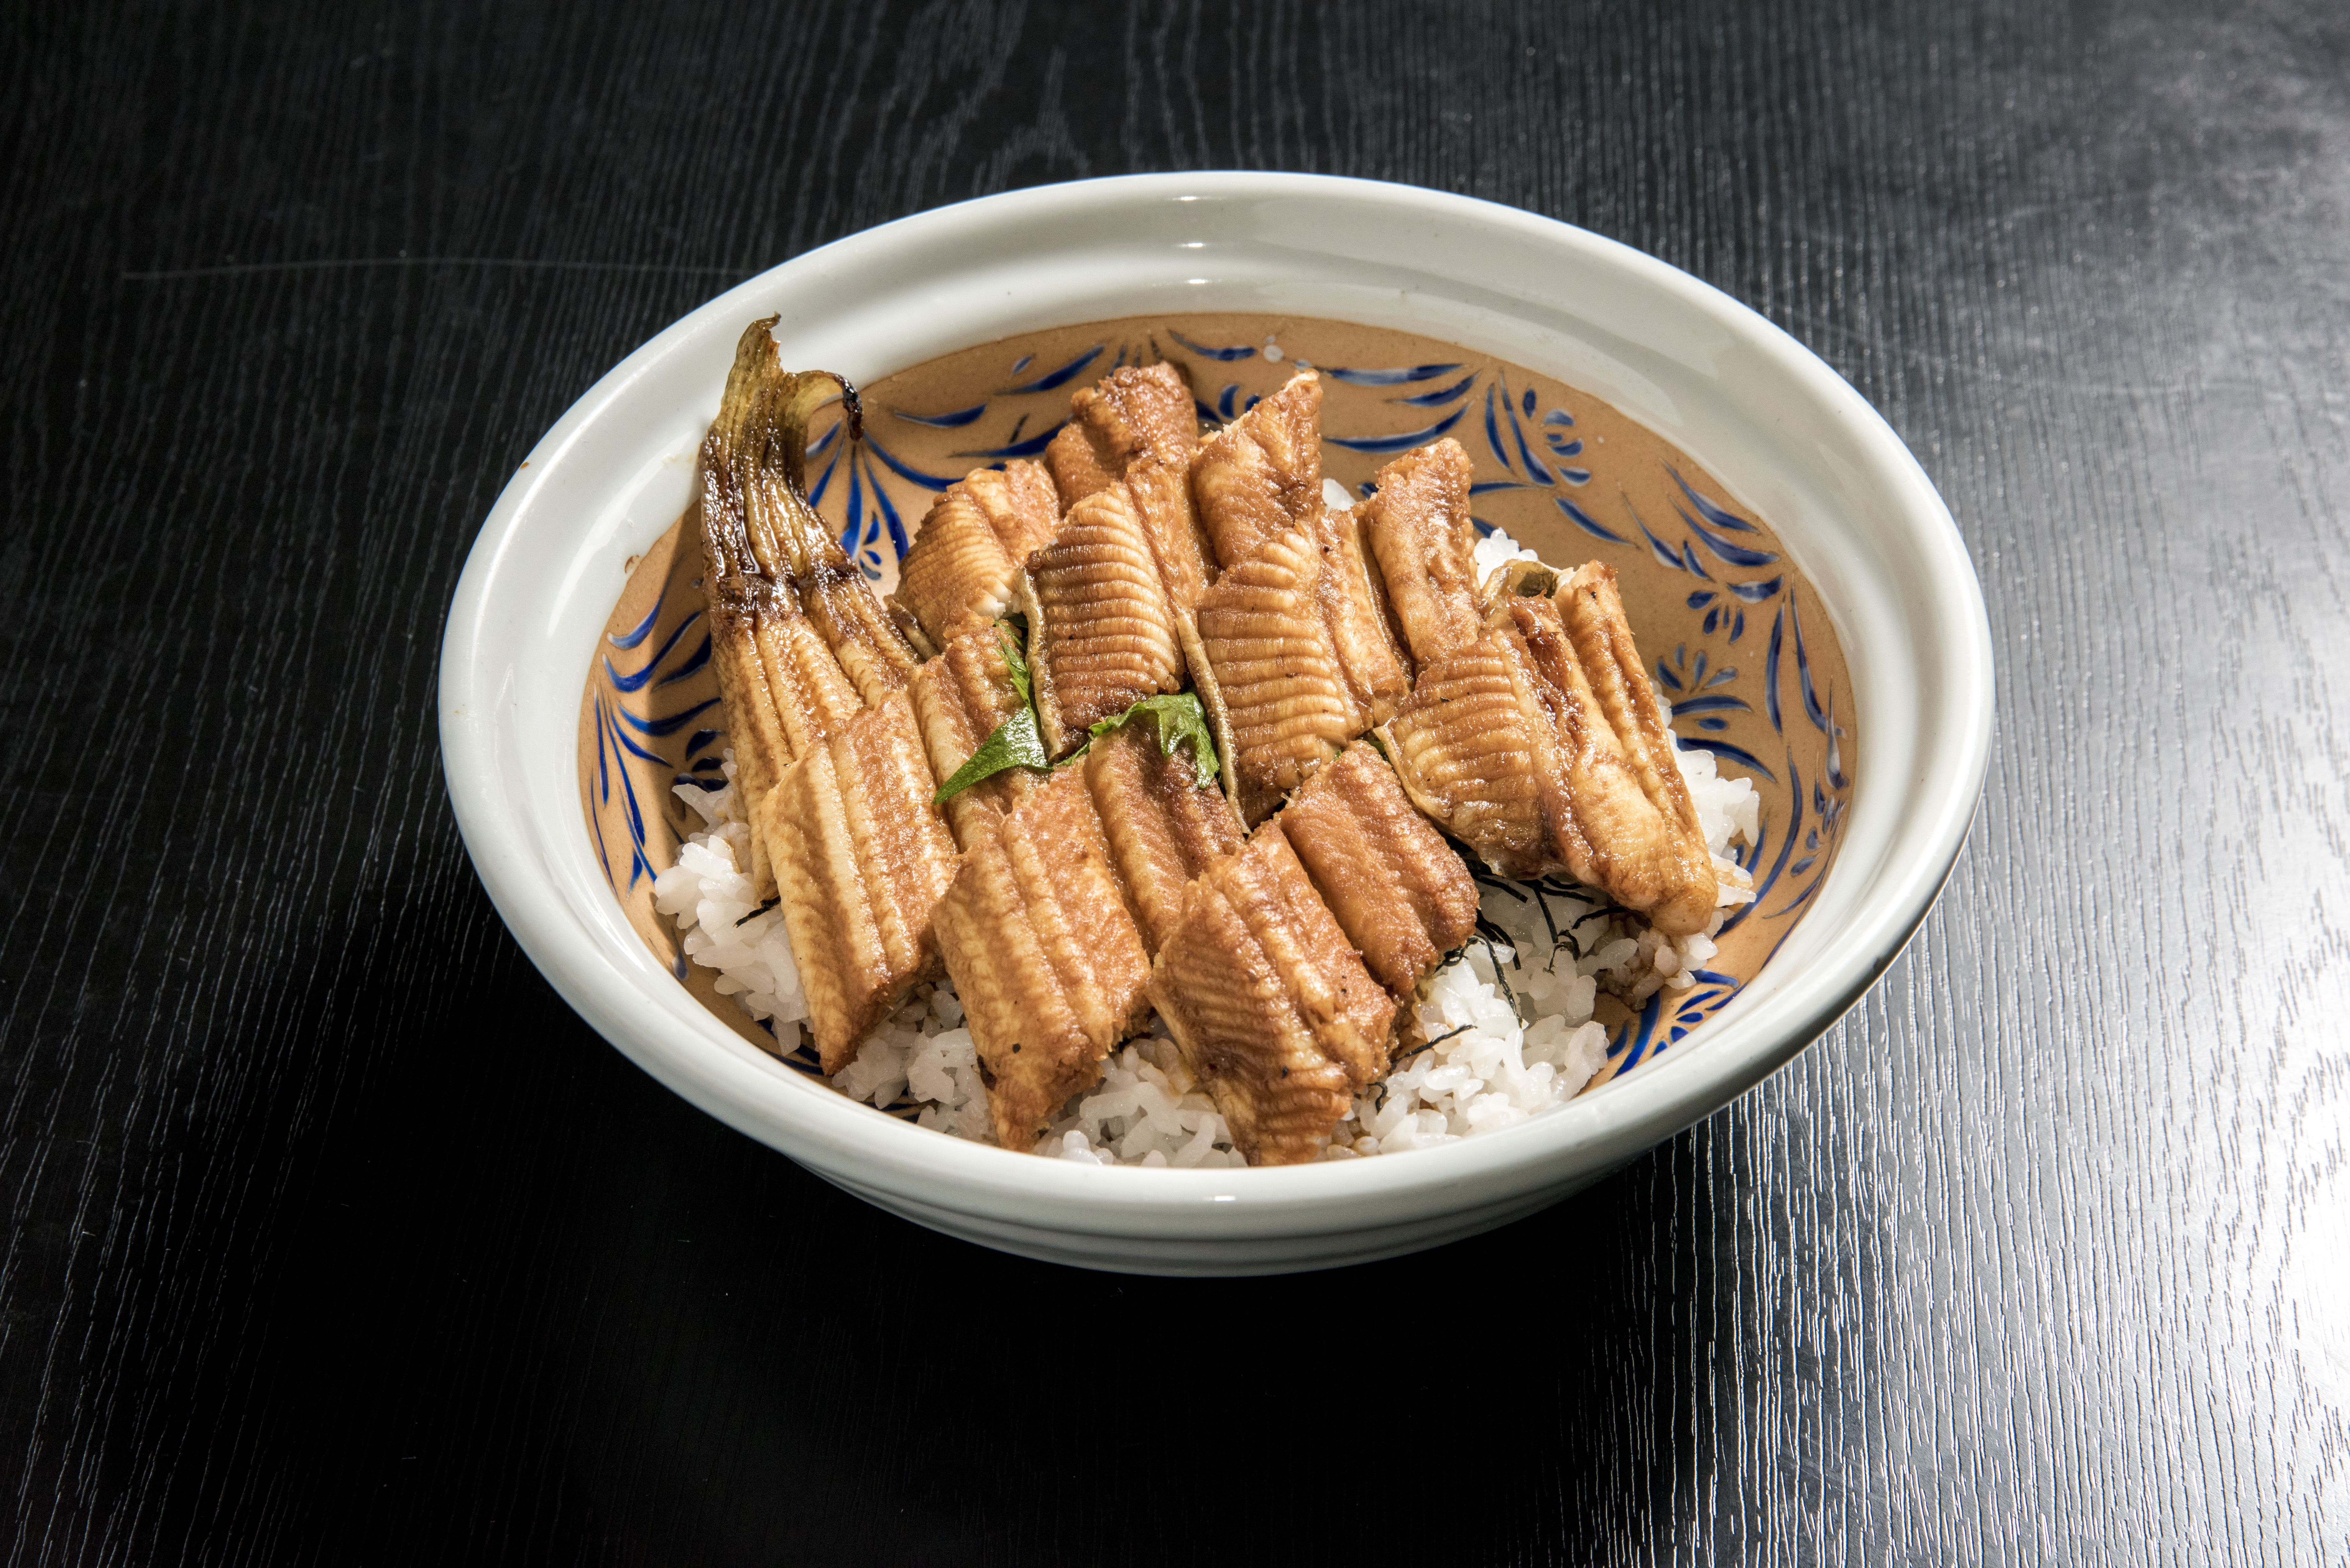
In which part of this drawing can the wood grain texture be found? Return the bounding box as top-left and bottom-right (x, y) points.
(3, 0), (2346, 1562)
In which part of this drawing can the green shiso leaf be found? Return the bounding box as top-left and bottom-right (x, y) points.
(931, 616), (1048, 805)
(1083, 691), (1220, 791)
(995, 615), (1032, 707)
(927, 616), (1224, 805)
(933, 707), (1049, 804)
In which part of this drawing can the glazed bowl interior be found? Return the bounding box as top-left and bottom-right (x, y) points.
(440, 173), (1990, 1273)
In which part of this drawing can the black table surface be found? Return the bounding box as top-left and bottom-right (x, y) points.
(7, 2), (2346, 1562)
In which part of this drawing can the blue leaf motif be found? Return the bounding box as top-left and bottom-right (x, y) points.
(616, 696), (720, 738)
(1501, 375), (1556, 485)
(1671, 694), (1750, 715)
(1676, 737), (1777, 782)
(1557, 497), (1626, 543)
(1674, 501), (1781, 567)
(807, 442), (842, 507)
(1165, 330), (1256, 362)
(609, 602), (659, 651)
(1791, 588), (1832, 733)
(1483, 383), (1513, 475)
(952, 423), (1068, 461)
(1320, 362), (1460, 385)
(1003, 345), (1103, 393)
(1611, 991), (1667, 1072)
(1391, 373), (1477, 407)
(891, 402), (987, 429)
(1667, 466), (1760, 532)
(656, 635), (712, 687)
(840, 452), (865, 554)
(1634, 509), (1687, 571)
(1325, 406), (1467, 453)
(860, 431), (960, 491)
(604, 610), (704, 692)
(862, 448), (910, 560)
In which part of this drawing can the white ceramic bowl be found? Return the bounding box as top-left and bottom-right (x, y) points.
(439, 172), (1991, 1276)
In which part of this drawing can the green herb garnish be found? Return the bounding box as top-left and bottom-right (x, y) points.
(933, 619), (1050, 805)
(1081, 691), (1221, 791)
(931, 617), (1225, 804)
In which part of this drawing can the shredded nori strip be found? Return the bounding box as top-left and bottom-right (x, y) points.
(734, 895), (781, 927)
(1471, 869), (1529, 902)
(1530, 885), (1562, 969)
(1468, 923), (1519, 1010)
(1397, 1023), (1475, 1065)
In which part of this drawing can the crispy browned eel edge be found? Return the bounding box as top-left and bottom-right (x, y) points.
(1043, 362), (1197, 507)
(933, 769), (1154, 1150)
(698, 321), (874, 896)
(1148, 825), (1396, 1165)
(731, 355), (918, 708)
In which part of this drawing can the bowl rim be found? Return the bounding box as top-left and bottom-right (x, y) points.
(439, 170), (1993, 1238)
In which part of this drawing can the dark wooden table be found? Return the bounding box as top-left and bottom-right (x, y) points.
(7, 2), (2346, 1561)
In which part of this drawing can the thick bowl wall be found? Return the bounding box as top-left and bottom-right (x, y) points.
(439, 173), (1992, 1276)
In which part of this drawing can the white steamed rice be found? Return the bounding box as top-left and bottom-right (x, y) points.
(652, 519), (1759, 1166)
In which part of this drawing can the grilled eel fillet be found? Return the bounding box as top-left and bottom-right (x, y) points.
(930, 722), (1240, 1147)
(887, 460), (1062, 653)
(1189, 525), (1356, 823)
(1019, 483), (1190, 756)
(1148, 825), (1396, 1166)
(1081, 720), (1245, 952)
(1306, 502), (1410, 723)
(932, 769), (1155, 1150)
(1188, 370), (1325, 569)
(1378, 567), (1717, 934)
(1276, 743), (1479, 1005)
(1184, 370), (1406, 819)
(1357, 438), (1482, 667)
(1044, 362), (1198, 507)
(700, 320), (918, 896)
(764, 692), (961, 1071)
